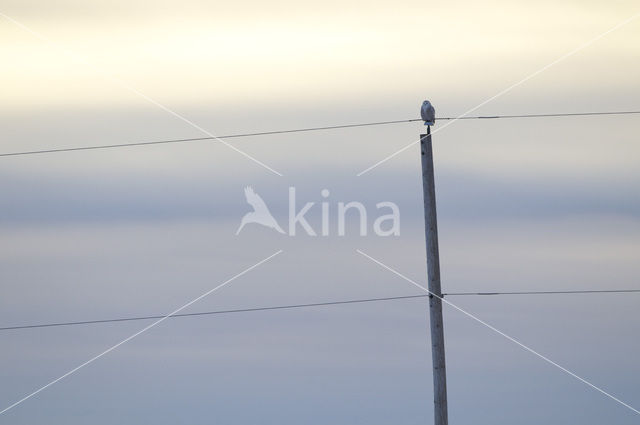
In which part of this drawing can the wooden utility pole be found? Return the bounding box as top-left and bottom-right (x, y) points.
(420, 126), (448, 425)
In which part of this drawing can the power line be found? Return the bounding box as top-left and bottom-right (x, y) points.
(0, 294), (429, 331)
(0, 119), (422, 157)
(437, 110), (640, 120)
(443, 289), (640, 296)
(2, 288), (639, 332)
(1, 110), (639, 158)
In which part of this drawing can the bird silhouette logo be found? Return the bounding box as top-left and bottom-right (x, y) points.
(236, 186), (285, 235)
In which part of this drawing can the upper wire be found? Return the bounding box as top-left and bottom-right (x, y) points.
(1, 110), (639, 158)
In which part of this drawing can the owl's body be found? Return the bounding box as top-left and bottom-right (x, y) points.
(421, 100), (435, 125)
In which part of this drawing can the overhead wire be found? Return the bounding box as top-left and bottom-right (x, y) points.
(443, 289), (640, 296)
(2, 288), (639, 332)
(1, 110), (639, 157)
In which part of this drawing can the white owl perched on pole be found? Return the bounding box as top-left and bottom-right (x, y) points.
(421, 100), (435, 126)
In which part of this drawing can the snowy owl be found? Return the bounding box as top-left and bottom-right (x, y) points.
(421, 100), (435, 126)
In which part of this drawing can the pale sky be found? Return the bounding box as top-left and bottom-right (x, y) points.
(1, 1), (639, 424)
(2, 0), (639, 110)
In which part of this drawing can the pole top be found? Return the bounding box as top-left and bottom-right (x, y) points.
(421, 100), (435, 126)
